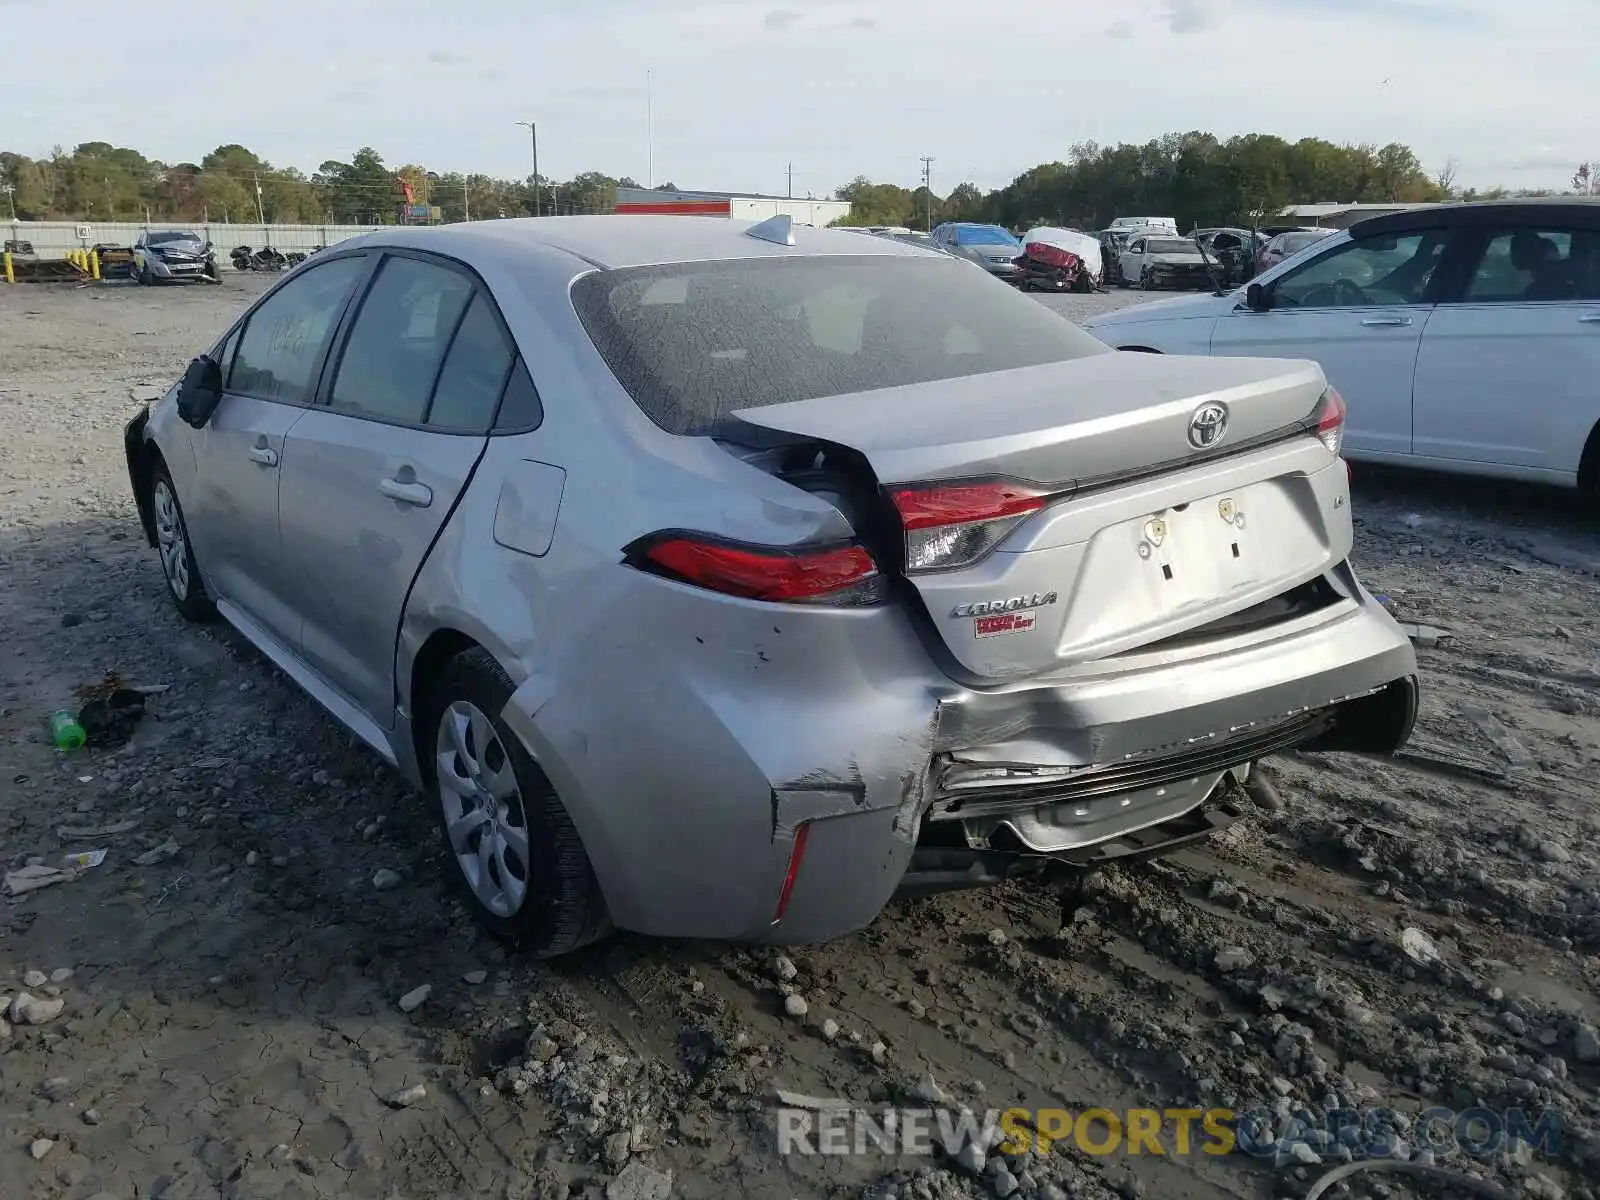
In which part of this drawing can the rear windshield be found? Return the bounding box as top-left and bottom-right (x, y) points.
(955, 226), (1020, 247)
(571, 255), (1109, 436)
(1284, 232), (1328, 251)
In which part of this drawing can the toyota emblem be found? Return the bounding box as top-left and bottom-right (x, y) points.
(1187, 402), (1229, 449)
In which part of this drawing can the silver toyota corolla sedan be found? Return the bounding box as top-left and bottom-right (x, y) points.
(123, 215), (1419, 957)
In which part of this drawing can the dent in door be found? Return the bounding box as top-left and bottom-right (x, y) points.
(492, 461), (567, 558)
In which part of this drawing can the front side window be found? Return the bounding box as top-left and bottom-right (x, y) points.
(327, 256), (474, 424)
(571, 254), (1110, 436)
(1463, 227), (1599, 302)
(1272, 233), (1446, 308)
(230, 255), (367, 402)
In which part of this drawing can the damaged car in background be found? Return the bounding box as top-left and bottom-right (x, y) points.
(132, 229), (221, 285)
(1120, 233), (1216, 290)
(123, 214), (1419, 957)
(1014, 226), (1103, 293)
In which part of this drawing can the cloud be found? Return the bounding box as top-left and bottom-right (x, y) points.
(1159, 0), (1218, 32)
(1104, 18), (1134, 37)
(427, 49), (464, 64)
(850, 15), (877, 28)
(1255, 0), (1491, 27)
(763, 8), (801, 29)
(1484, 147), (1582, 172)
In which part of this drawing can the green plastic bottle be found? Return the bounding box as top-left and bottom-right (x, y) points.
(50, 710), (86, 750)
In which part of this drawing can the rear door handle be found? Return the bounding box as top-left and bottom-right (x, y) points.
(1360, 316), (1411, 327)
(379, 478), (433, 508)
(248, 446), (278, 467)
(1579, 313), (1600, 324)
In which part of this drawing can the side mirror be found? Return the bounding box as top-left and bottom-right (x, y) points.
(1245, 282), (1271, 312)
(176, 354), (224, 428)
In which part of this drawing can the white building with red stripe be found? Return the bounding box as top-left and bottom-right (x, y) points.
(614, 187), (851, 226)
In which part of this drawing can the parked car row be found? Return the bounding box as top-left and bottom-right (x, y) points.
(124, 212), (1420, 956)
(1084, 199), (1600, 495)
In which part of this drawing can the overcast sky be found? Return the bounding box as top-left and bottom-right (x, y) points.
(2, 0), (1591, 196)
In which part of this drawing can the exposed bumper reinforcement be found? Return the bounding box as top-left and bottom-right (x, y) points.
(893, 798), (1240, 900)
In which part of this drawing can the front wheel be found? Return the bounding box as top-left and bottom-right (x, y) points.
(1139, 269), (1153, 290)
(422, 649), (611, 956)
(150, 465), (216, 622)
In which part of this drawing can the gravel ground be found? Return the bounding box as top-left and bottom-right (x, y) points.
(2, 276), (1599, 1200)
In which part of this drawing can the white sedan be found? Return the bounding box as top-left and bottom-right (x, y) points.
(1082, 200), (1600, 496)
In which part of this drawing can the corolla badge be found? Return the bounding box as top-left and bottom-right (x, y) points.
(1187, 401), (1229, 449)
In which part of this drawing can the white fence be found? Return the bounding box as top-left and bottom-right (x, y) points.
(6, 221), (384, 260)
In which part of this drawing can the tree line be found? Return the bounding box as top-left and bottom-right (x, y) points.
(837, 133), (1568, 233)
(0, 142), (642, 225)
(0, 133), (1573, 232)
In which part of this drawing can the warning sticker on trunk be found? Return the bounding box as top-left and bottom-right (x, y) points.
(974, 612), (1037, 638)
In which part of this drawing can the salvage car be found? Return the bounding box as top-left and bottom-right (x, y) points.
(132, 229), (221, 284)
(1120, 234), (1214, 290)
(1015, 227), (1102, 292)
(1082, 200), (1600, 494)
(930, 222), (1024, 281)
(124, 215), (1420, 956)
(1256, 228), (1334, 273)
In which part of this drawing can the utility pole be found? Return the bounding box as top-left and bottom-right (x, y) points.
(251, 172), (266, 224)
(787, 162), (793, 199)
(919, 156), (935, 232)
(516, 121), (539, 216)
(646, 70), (654, 188)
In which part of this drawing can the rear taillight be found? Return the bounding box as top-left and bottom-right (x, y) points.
(771, 821), (811, 924)
(889, 479), (1054, 572)
(1314, 386), (1346, 457)
(626, 534), (887, 606)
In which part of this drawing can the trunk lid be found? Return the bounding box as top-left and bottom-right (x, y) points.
(729, 353), (1345, 681)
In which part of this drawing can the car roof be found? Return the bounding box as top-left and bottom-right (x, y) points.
(343, 215), (942, 271)
(1349, 198), (1600, 239)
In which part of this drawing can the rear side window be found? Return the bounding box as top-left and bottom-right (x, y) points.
(494, 357), (543, 431)
(327, 256), (473, 424)
(427, 292), (515, 430)
(231, 256), (367, 402)
(571, 255), (1109, 436)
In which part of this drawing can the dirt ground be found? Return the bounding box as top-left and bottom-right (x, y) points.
(1, 274), (1598, 1200)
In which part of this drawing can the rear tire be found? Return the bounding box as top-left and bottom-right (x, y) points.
(420, 649), (611, 957)
(150, 465), (216, 622)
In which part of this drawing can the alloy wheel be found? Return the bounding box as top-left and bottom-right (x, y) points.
(435, 700), (531, 918)
(152, 480), (190, 601)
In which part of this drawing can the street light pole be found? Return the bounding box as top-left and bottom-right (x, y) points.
(516, 120), (539, 217)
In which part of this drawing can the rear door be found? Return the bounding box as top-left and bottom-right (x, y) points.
(274, 250), (521, 723)
(1410, 223), (1600, 477)
(1208, 230), (1455, 457)
(181, 253), (370, 645)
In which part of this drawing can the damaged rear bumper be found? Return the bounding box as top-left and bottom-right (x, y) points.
(499, 574), (1415, 947)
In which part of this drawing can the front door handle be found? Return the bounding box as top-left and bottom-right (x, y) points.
(1360, 315), (1411, 327)
(379, 477), (433, 508)
(248, 446), (278, 467)
(1578, 313), (1600, 324)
